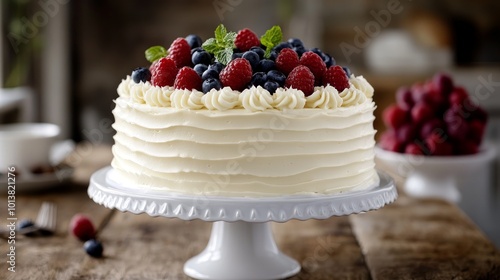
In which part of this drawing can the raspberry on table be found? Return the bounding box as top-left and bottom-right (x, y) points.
(174, 67), (202, 91)
(300, 51), (327, 86)
(168, 38), (192, 68)
(275, 48), (299, 75)
(285, 65), (315, 96)
(323, 65), (349, 91)
(235, 28), (260, 52)
(220, 58), (253, 91)
(150, 57), (178, 87)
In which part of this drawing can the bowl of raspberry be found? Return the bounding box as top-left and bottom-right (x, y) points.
(376, 73), (496, 203)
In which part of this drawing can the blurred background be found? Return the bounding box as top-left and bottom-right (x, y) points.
(1, 0), (499, 244)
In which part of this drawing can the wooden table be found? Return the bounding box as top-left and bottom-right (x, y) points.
(1, 145), (500, 279)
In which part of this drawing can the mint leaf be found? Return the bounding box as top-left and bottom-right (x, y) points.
(215, 48), (233, 65)
(260, 26), (282, 58)
(145, 46), (168, 63)
(202, 24), (236, 65)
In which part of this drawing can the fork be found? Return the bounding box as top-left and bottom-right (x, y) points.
(0, 202), (57, 238)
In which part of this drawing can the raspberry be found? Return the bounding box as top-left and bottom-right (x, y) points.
(70, 214), (96, 242)
(275, 48), (299, 75)
(448, 87), (468, 107)
(404, 143), (424, 155)
(410, 102), (433, 124)
(379, 130), (404, 153)
(167, 38), (192, 68)
(174, 67), (202, 91)
(235, 28), (260, 52)
(285, 65), (315, 96)
(150, 57), (178, 87)
(382, 104), (408, 129)
(299, 51), (326, 86)
(425, 132), (453, 156)
(219, 58), (252, 91)
(323, 65), (349, 91)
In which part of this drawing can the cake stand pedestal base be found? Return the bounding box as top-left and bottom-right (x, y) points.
(184, 221), (300, 280)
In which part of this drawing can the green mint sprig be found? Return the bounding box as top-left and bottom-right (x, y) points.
(145, 46), (168, 63)
(260, 26), (282, 58)
(202, 24), (236, 65)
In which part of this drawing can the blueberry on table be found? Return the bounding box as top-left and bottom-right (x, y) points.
(185, 34), (202, 49)
(131, 67), (151, 83)
(84, 239), (104, 258)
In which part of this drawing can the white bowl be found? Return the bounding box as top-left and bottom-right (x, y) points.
(375, 144), (496, 203)
(0, 123), (60, 170)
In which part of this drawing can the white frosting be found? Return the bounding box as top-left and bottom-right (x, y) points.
(170, 89), (204, 109)
(273, 88), (306, 110)
(116, 75), (375, 110)
(111, 74), (378, 196)
(306, 85), (343, 109)
(350, 75), (374, 99)
(239, 86), (274, 111)
(202, 87), (240, 111)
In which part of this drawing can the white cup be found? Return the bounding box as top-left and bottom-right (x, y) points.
(0, 123), (60, 170)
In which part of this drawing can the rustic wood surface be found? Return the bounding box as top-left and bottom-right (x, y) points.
(1, 145), (499, 280)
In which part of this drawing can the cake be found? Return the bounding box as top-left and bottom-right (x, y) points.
(110, 25), (379, 197)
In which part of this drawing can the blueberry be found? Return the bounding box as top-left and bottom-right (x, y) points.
(192, 50), (211, 65)
(273, 42), (292, 53)
(267, 70), (286, 86)
(249, 46), (265, 59)
(293, 46), (307, 57)
(84, 239), (103, 258)
(324, 54), (335, 67)
(186, 34), (202, 49)
(342, 66), (352, 77)
(202, 78), (222, 93)
(310, 48), (324, 58)
(202, 69), (219, 80)
(257, 59), (275, 72)
(131, 67), (151, 83)
(264, 81), (279, 94)
(250, 72), (267, 87)
(242, 51), (260, 70)
(288, 38), (304, 48)
(208, 62), (224, 73)
(194, 64), (208, 76)
(191, 47), (204, 55)
(232, 52), (243, 60)
(269, 50), (278, 61)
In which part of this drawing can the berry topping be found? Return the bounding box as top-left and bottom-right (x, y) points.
(150, 57), (178, 87)
(185, 34), (202, 49)
(250, 46), (265, 59)
(242, 51), (260, 70)
(405, 143), (424, 155)
(208, 62), (224, 73)
(167, 38), (192, 68)
(267, 70), (286, 86)
(288, 38), (304, 48)
(131, 67), (151, 83)
(411, 102), (433, 124)
(84, 239), (103, 258)
(220, 58), (253, 91)
(257, 59), (275, 72)
(194, 64), (208, 76)
(300, 51), (327, 86)
(192, 50), (212, 65)
(202, 69), (219, 80)
(395, 87), (414, 111)
(285, 65), (315, 96)
(202, 78), (222, 93)
(70, 214), (96, 242)
(250, 72), (267, 87)
(323, 65), (349, 91)
(264, 81), (279, 94)
(275, 48), (299, 75)
(273, 42), (292, 53)
(174, 67), (202, 91)
(235, 28), (260, 52)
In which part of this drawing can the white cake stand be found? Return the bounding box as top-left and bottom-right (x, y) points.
(88, 167), (397, 280)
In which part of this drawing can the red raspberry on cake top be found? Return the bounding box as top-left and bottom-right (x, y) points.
(168, 38), (192, 68)
(323, 65), (349, 91)
(285, 65), (315, 96)
(300, 51), (327, 86)
(150, 57), (178, 87)
(275, 48), (299, 75)
(235, 28), (260, 52)
(220, 58), (252, 91)
(174, 66), (202, 91)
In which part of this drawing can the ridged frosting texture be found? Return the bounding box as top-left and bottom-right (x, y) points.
(116, 75), (373, 111)
(111, 96), (379, 196)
